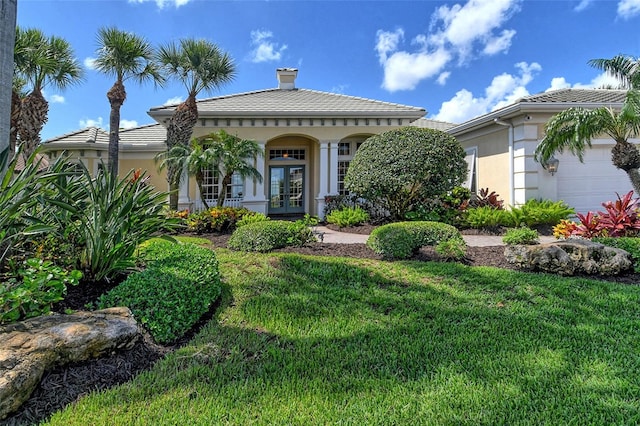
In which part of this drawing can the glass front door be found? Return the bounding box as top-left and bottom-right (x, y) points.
(269, 165), (305, 214)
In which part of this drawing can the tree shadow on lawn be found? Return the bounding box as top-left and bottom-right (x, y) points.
(47, 254), (640, 425)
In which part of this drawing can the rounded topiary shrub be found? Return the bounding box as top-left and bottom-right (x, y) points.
(367, 221), (465, 260)
(228, 220), (314, 252)
(345, 127), (468, 220)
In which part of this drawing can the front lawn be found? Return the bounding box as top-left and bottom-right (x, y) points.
(46, 249), (640, 425)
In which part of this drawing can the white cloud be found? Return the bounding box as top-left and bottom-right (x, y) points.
(331, 84), (349, 94)
(546, 71), (623, 91)
(49, 94), (65, 104)
(163, 96), (183, 106)
(618, 0), (640, 18)
(120, 119), (138, 129)
(127, 0), (190, 9)
(376, 0), (521, 92)
(249, 30), (287, 63)
(436, 71), (451, 85)
(431, 61), (540, 123)
(84, 57), (97, 70)
(79, 117), (104, 129)
(574, 0), (594, 12)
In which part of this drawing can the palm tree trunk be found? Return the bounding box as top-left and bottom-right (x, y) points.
(625, 168), (640, 195)
(167, 164), (181, 211)
(107, 80), (126, 176)
(18, 88), (48, 158)
(611, 141), (640, 194)
(0, 0), (16, 170)
(217, 173), (232, 207)
(166, 95), (198, 149)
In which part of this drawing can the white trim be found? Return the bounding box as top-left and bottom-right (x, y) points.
(463, 147), (477, 191)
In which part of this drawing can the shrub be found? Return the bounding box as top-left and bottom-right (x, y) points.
(324, 194), (383, 223)
(228, 220), (315, 252)
(502, 227), (540, 245)
(367, 221), (465, 260)
(185, 207), (252, 233)
(593, 237), (640, 272)
(326, 206), (369, 228)
(236, 212), (270, 228)
(594, 191), (640, 237)
(434, 237), (467, 261)
(471, 188), (504, 209)
(508, 199), (575, 228)
(406, 186), (471, 226)
(0, 259), (82, 324)
(464, 206), (510, 230)
(345, 127), (467, 220)
(97, 241), (221, 344)
(553, 219), (578, 239)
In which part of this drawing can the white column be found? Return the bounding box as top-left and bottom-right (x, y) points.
(329, 142), (339, 195)
(316, 142), (329, 219)
(178, 163), (191, 211)
(242, 141), (268, 214)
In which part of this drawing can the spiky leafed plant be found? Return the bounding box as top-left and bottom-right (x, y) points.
(93, 27), (164, 176)
(589, 55), (640, 90)
(14, 27), (83, 158)
(198, 130), (263, 207)
(535, 89), (640, 194)
(156, 38), (236, 209)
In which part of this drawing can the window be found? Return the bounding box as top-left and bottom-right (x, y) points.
(463, 147), (477, 193)
(338, 161), (350, 195)
(338, 142), (350, 156)
(226, 173), (244, 199)
(269, 149), (305, 160)
(201, 169), (219, 201)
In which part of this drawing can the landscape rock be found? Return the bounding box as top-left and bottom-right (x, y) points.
(504, 239), (634, 276)
(0, 307), (139, 419)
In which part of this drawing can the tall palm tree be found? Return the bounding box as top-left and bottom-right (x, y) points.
(93, 27), (164, 176)
(0, 0), (17, 170)
(156, 38), (236, 209)
(200, 130), (263, 207)
(14, 27), (83, 158)
(535, 90), (640, 193)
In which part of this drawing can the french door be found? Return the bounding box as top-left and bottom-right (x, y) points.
(269, 165), (305, 214)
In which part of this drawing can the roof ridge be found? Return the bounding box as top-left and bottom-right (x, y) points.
(43, 126), (107, 143)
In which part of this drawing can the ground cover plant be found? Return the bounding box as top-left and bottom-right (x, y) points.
(42, 249), (640, 425)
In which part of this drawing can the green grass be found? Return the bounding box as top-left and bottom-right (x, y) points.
(46, 250), (640, 425)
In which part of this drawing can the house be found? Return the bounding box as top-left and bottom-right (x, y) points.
(449, 89), (635, 215)
(43, 68), (445, 218)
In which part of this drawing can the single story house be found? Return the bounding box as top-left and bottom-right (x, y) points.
(449, 89), (635, 215)
(44, 68), (454, 218)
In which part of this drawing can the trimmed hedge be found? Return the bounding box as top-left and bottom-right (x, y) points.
(367, 221), (466, 260)
(228, 220), (315, 252)
(97, 241), (221, 344)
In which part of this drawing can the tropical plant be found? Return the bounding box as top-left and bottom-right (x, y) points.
(573, 211), (601, 238)
(552, 219), (578, 239)
(463, 206), (510, 230)
(46, 164), (179, 282)
(156, 38), (236, 209)
(345, 127), (468, 220)
(184, 206), (251, 233)
(93, 27), (164, 175)
(236, 212), (269, 228)
(326, 206), (369, 228)
(588, 55), (640, 90)
(595, 190), (640, 237)
(534, 85), (640, 194)
(502, 227), (539, 245)
(13, 27), (83, 158)
(508, 199), (575, 228)
(192, 131), (263, 207)
(471, 187), (504, 209)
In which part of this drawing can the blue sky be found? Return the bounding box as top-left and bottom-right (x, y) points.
(17, 0), (640, 141)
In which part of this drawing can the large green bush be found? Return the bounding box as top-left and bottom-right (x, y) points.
(344, 127), (467, 220)
(97, 241), (221, 344)
(367, 221), (466, 260)
(228, 220), (315, 252)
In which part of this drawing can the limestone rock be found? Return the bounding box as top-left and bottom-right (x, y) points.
(504, 239), (634, 276)
(0, 307), (139, 419)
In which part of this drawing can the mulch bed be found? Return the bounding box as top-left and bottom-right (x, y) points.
(4, 230), (639, 425)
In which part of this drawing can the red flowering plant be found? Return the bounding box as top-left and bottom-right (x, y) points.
(573, 211), (602, 238)
(595, 190), (640, 237)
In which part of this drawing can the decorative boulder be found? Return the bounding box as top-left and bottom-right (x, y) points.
(504, 239), (634, 276)
(0, 307), (140, 419)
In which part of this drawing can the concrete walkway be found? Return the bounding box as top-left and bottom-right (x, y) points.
(315, 226), (556, 247)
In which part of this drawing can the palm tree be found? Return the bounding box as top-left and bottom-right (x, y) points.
(589, 55), (640, 89)
(535, 89), (640, 193)
(93, 27), (164, 176)
(199, 130), (263, 207)
(14, 27), (83, 158)
(0, 0), (17, 170)
(156, 38), (236, 209)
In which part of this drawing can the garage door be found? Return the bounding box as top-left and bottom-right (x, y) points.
(556, 146), (634, 215)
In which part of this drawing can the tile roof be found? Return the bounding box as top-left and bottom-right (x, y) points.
(517, 88), (627, 104)
(410, 117), (456, 130)
(119, 123), (166, 144)
(44, 127), (109, 144)
(149, 88), (426, 118)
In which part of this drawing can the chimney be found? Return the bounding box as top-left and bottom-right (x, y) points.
(276, 68), (298, 90)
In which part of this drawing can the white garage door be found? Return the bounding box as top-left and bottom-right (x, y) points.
(556, 146), (634, 215)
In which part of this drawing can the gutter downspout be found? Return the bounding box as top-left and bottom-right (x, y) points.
(494, 118), (514, 206)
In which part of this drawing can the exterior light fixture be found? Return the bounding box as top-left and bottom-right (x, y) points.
(545, 156), (559, 176)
